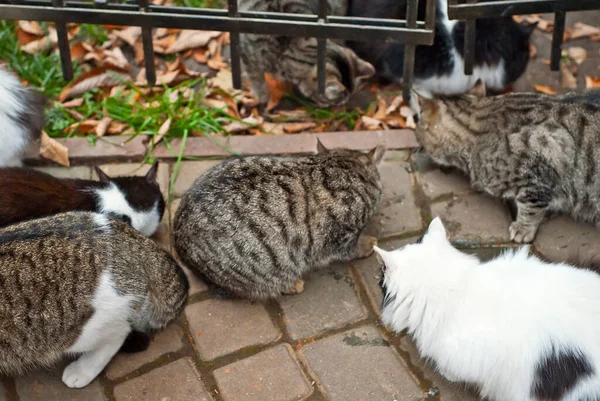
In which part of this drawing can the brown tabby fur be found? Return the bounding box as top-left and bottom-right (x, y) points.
(173, 141), (384, 299)
(415, 81), (600, 243)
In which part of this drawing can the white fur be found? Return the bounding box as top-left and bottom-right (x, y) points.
(93, 183), (161, 237)
(92, 213), (112, 233)
(410, 0), (506, 95)
(63, 270), (132, 388)
(376, 217), (600, 401)
(0, 68), (31, 167)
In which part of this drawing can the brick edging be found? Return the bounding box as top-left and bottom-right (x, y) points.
(24, 129), (418, 166)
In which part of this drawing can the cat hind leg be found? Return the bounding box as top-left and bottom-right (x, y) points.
(509, 188), (552, 244)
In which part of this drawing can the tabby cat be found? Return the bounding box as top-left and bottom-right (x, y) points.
(173, 141), (384, 299)
(414, 81), (600, 243)
(239, 0), (375, 107)
(0, 212), (188, 388)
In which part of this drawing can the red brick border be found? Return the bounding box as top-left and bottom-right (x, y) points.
(25, 129), (418, 166)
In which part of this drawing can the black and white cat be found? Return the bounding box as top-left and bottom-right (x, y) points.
(348, 0), (536, 95)
(0, 68), (45, 167)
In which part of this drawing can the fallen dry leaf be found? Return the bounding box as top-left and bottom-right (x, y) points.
(18, 21), (43, 36)
(560, 62), (578, 89)
(586, 76), (600, 88)
(224, 116), (263, 133)
(265, 73), (291, 112)
(193, 48), (209, 64)
(107, 122), (128, 135)
(534, 85), (557, 95)
(15, 27), (40, 47)
(386, 95), (403, 115)
(153, 118), (172, 145)
(70, 42), (87, 60)
(564, 47), (587, 65)
(207, 34), (227, 70)
(400, 106), (416, 129)
(165, 30), (222, 54)
(209, 68), (234, 93)
(59, 66), (131, 101)
(60, 98), (84, 108)
(65, 120), (100, 134)
(283, 122), (317, 134)
(96, 117), (113, 137)
(530, 43), (537, 59)
(260, 122), (286, 135)
(372, 96), (388, 120)
(39, 131), (69, 167)
(361, 116), (382, 130)
(565, 23), (600, 41)
(104, 47), (130, 69)
(113, 26), (142, 47)
(21, 29), (57, 54)
(134, 42), (145, 66)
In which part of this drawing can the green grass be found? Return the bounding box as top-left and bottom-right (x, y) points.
(174, 0), (226, 8)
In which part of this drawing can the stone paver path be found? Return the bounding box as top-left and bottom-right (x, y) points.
(2, 148), (595, 401)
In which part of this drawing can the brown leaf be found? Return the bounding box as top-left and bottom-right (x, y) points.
(107, 122), (128, 135)
(193, 48), (209, 64)
(39, 131), (69, 167)
(386, 95), (403, 115)
(224, 116), (263, 133)
(209, 69), (234, 92)
(113, 26), (142, 47)
(104, 47), (130, 69)
(208, 35), (228, 70)
(265, 73), (291, 112)
(564, 46), (587, 65)
(59, 66), (131, 102)
(565, 23), (600, 41)
(66, 120), (100, 134)
(60, 98), (85, 108)
(153, 118), (172, 146)
(260, 122), (286, 135)
(153, 34), (178, 54)
(156, 70), (180, 85)
(96, 117), (113, 137)
(361, 116), (382, 130)
(534, 85), (557, 95)
(536, 18), (553, 32)
(586, 76), (600, 89)
(165, 30), (222, 54)
(21, 30), (57, 54)
(560, 62), (578, 89)
(15, 28), (40, 47)
(400, 106), (416, 129)
(18, 21), (43, 36)
(283, 122), (317, 134)
(69, 42), (87, 60)
(372, 96), (389, 120)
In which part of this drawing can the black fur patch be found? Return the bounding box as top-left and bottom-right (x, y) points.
(532, 346), (594, 400)
(119, 331), (152, 353)
(378, 271), (396, 311)
(330, 49), (353, 92)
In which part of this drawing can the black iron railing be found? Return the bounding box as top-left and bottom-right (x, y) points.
(0, 0), (437, 102)
(448, 0), (600, 73)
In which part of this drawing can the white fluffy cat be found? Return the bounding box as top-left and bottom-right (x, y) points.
(375, 217), (600, 401)
(0, 68), (46, 167)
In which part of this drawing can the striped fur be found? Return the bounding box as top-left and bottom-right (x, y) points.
(239, 0), (374, 107)
(0, 212), (188, 382)
(173, 144), (384, 300)
(415, 83), (600, 243)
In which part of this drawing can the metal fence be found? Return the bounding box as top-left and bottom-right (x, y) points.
(0, 0), (599, 104)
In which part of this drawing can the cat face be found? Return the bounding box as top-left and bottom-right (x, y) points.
(300, 42), (375, 107)
(94, 161), (166, 237)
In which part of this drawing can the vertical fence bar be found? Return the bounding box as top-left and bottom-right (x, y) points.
(425, 0), (436, 31)
(139, 0), (156, 86)
(317, 0), (327, 96)
(228, 0), (242, 89)
(402, 0), (418, 103)
(551, 10), (566, 71)
(51, 0), (73, 81)
(463, 0), (476, 75)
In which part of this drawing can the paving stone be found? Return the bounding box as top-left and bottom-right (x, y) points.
(431, 194), (511, 246)
(413, 153), (472, 200)
(35, 166), (92, 180)
(214, 344), (312, 401)
(352, 237), (420, 313)
(534, 215), (600, 263)
(299, 326), (422, 401)
(400, 337), (480, 401)
(106, 324), (184, 380)
(369, 151), (421, 237)
(171, 161), (220, 198)
(15, 369), (106, 401)
(92, 162), (170, 196)
(278, 265), (367, 340)
(185, 299), (280, 360)
(113, 358), (211, 401)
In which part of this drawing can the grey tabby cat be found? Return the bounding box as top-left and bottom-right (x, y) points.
(0, 212), (188, 388)
(415, 80), (600, 243)
(173, 141), (384, 299)
(239, 0), (375, 106)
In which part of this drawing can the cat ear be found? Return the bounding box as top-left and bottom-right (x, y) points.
(316, 138), (328, 154)
(468, 79), (487, 98)
(145, 160), (159, 184)
(95, 166), (111, 184)
(368, 144), (386, 165)
(521, 21), (538, 37)
(424, 217), (448, 242)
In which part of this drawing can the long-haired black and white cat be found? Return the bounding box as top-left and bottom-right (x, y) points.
(0, 68), (46, 166)
(348, 0), (536, 94)
(376, 217), (600, 401)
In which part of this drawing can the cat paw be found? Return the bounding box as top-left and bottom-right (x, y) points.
(283, 279), (305, 295)
(509, 222), (537, 244)
(62, 359), (97, 389)
(357, 235), (378, 258)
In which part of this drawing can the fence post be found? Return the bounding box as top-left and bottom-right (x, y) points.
(51, 0), (73, 81)
(228, 0), (242, 89)
(317, 0), (328, 96)
(139, 0), (157, 86)
(402, 0), (418, 104)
